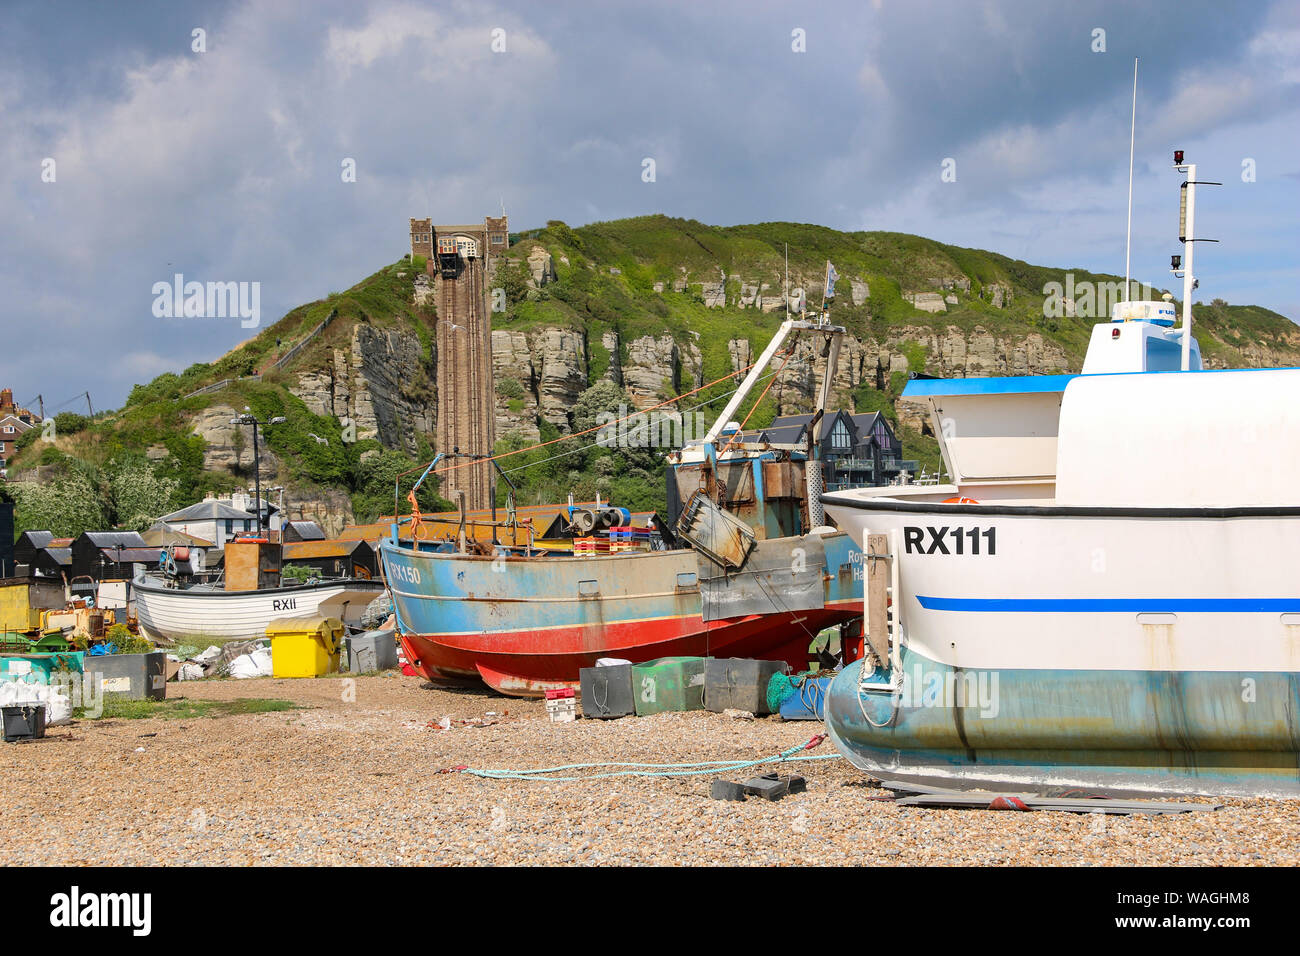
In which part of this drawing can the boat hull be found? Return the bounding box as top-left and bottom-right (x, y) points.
(380, 534), (864, 696)
(820, 498), (1300, 797)
(827, 650), (1300, 798)
(134, 577), (385, 644)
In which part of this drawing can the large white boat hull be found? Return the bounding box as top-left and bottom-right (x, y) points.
(820, 497), (1300, 797)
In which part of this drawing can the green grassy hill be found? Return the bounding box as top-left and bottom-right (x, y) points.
(4, 216), (1295, 537)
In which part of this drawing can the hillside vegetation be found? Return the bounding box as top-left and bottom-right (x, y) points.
(4, 216), (1295, 537)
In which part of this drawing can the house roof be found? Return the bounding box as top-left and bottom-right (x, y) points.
(96, 547), (158, 564)
(141, 521), (214, 547)
(285, 520), (326, 540)
(18, 531), (54, 549)
(78, 531), (148, 548)
(761, 423), (809, 445)
(160, 500), (257, 523)
(850, 411), (883, 431)
(0, 414), (35, 432)
(282, 540), (372, 560)
(45, 548), (71, 566)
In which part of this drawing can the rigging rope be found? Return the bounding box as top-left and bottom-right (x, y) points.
(499, 367), (784, 476)
(444, 734), (838, 781)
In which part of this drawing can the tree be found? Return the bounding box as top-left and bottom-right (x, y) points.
(9, 469), (106, 538)
(351, 449), (450, 524)
(106, 458), (178, 531)
(500, 260), (531, 308)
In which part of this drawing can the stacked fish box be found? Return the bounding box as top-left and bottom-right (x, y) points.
(573, 537), (612, 557)
(608, 526), (652, 553)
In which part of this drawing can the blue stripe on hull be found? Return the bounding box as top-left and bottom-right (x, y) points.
(917, 595), (1300, 613)
(825, 648), (1300, 798)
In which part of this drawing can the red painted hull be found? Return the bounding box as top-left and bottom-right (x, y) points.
(396, 600), (862, 697)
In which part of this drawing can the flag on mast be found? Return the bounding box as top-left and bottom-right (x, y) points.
(824, 260), (839, 301)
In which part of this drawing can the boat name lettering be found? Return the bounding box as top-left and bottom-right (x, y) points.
(389, 564), (422, 585)
(903, 526), (996, 556)
(272, 597), (298, 611)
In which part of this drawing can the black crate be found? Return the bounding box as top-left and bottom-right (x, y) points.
(705, 658), (787, 714)
(3, 704), (46, 742)
(742, 773), (807, 801)
(579, 664), (634, 718)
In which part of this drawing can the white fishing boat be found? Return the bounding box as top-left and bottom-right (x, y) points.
(820, 150), (1300, 798)
(133, 574), (383, 644)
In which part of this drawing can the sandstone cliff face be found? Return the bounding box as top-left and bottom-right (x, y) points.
(279, 303), (1077, 457)
(276, 486), (356, 538)
(713, 325), (1070, 418)
(191, 403), (279, 474)
(488, 327), (588, 437)
(291, 322), (436, 456)
(1204, 326), (1300, 370)
(623, 334), (702, 410)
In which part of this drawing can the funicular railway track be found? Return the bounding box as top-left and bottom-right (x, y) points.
(435, 243), (494, 509)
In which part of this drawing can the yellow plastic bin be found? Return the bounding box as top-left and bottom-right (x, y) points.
(267, 616), (343, 678)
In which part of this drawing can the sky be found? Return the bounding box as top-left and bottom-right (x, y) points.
(2, 0), (1298, 412)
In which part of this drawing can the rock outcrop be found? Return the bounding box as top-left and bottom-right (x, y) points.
(526, 246), (557, 287)
(623, 335), (681, 408)
(291, 322), (436, 456)
(905, 292), (948, 314)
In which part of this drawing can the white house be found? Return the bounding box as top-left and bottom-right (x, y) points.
(156, 492), (281, 548)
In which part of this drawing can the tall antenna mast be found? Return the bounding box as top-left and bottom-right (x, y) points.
(1124, 57), (1138, 302)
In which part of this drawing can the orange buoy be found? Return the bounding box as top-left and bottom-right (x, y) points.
(943, 496), (979, 504)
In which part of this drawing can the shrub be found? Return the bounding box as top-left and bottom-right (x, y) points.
(106, 623), (153, 655)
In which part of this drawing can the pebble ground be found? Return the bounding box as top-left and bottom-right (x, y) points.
(2, 673), (1294, 866)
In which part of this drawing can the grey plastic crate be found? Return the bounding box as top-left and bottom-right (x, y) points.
(87, 651), (167, 701)
(348, 630), (399, 673)
(580, 664), (635, 719)
(705, 658), (787, 714)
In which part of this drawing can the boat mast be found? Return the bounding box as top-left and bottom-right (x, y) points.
(1124, 58), (1137, 302)
(1179, 158), (1196, 371)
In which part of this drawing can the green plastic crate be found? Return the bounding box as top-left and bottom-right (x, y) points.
(632, 656), (707, 716)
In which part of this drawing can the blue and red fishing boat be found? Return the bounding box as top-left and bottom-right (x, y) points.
(380, 316), (867, 696)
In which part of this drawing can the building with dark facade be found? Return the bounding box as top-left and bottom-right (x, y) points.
(11, 531), (73, 579)
(70, 531), (158, 587)
(741, 410), (917, 490)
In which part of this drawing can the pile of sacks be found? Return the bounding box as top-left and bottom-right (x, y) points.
(0, 680), (73, 725)
(170, 639), (273, 680)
